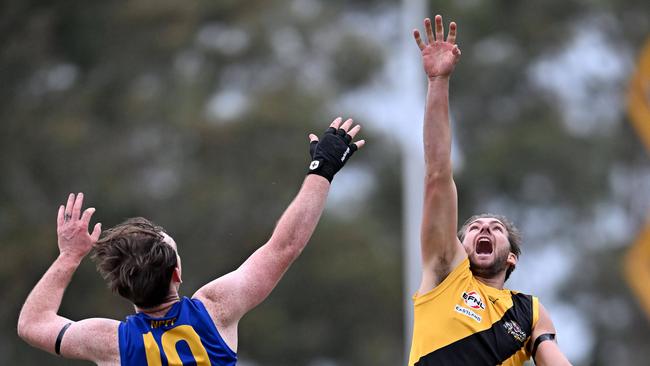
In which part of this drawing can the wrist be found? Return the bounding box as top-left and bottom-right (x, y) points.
(428, 75), (451, 83)
(307, 160), (336, 183)
(57, 252), (85, 266)
(305, 172), (331, 186)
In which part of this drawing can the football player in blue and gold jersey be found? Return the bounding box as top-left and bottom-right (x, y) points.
(17, 117), (364, 365)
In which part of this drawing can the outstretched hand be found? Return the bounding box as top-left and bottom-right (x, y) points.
(413, 15), (461, 79)
(56, 193), (101, 260)
(307, 117), (365, 182)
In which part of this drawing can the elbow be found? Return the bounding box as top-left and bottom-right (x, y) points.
(280, 239), (306, 259)
(270, 231), (310, 258)
(17, 315), (30, 342)
(424, 167), (453, 185)
(424, 158), (453, 183)
(17, 311), (41, 344)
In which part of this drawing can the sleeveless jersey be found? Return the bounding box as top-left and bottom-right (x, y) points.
(119, 297), (237, 366)
(408, 258), (539, 366)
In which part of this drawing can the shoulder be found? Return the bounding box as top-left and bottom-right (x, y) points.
(191, 292), (236, 330)
(191, 293), (239, 352)
(532, 301), (556, 334)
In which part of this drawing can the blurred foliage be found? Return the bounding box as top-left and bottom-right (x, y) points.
(1, 0), (399, 365)
(2, 0), (650, 365)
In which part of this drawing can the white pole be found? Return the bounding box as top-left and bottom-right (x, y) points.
(400, 0), (426, 362)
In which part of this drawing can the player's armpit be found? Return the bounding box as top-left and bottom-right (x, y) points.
(192, 242), (299, 353)
(58, 318), (120, 363)
(193, 237), (300, 324)
(418, 176), (467, 294)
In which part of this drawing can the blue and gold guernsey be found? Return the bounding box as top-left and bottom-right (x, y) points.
(119, 297), (237, 366)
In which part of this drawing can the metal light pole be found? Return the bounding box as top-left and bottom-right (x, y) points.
(400, 0), (426, 362)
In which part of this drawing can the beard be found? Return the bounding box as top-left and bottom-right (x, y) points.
(469, 247), (510, 279)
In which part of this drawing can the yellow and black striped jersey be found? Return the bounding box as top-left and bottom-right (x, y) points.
(408, 258), (539, 365)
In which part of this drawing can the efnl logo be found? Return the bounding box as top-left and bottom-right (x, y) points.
(462, 291), (486, 310)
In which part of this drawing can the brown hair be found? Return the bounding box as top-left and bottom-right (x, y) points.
(92, 217), (178, 308)
(458, 213), (522, 282)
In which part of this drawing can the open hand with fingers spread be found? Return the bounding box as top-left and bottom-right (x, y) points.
(57, 192), (102, 260)
(413, 15), (461, 79)
(307, 117), (365, 182)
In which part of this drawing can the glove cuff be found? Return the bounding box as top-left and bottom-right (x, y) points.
(306, 159), (336, 182)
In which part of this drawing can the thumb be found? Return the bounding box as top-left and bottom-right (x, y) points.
(90, 222), (102, 242)
(308, 133), (319, 142)
(353, 140), (366, 150)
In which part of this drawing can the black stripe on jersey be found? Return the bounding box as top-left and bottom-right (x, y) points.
(415, 293), (533, 366)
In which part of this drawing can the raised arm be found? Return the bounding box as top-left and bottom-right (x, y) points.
(193, 117), (364, 350)
(17, 193), (120, 364)
(414, 15), (466, 294)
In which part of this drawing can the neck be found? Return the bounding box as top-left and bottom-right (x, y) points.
(474, 275), (505, 289)
(135, 294), (181, 317)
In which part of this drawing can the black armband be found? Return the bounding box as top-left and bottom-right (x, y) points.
(307, 127), (358, 182)
(532, 333), (556, 361)
(55, 322), (72, 355)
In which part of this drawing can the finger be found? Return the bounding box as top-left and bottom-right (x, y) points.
(413, 29), (425, 50)
(308, 133), (319, 142)
(65, 193), (75, 217)
(353, 140), (366, 150)
(90, 223), (102, 242)
(57, 205), (64, 227)
(424, 18), (434, 44)
(340, 118), (353, 132)
(348, 124), (361, 139)
(447, 21), (457, 44)
(72, 192), (84, 221)
(81, 207), (96, 226)
(435, 15), (444, 42)
(329, 117), (343, 129)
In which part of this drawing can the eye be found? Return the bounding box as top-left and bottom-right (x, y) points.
(469, 225), (478, 231)
(492, 225), (503, 232)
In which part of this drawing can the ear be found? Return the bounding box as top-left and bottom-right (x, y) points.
(172, 267), (182, 284)
(507, 252), (518, 267)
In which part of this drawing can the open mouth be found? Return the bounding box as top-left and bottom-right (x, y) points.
(476, 237), (493, 255)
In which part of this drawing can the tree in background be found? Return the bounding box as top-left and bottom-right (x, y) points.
(2, 0), (650, 364)
(2, 1), (401, 365)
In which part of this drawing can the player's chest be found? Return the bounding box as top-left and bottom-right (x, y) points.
(449, 287), (511, 330)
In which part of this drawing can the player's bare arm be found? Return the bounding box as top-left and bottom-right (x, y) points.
(193, 117), (365, 351)
(414, 15), (466, 293)
(530, 303), (572, 366)
(17, 193), (120, 365)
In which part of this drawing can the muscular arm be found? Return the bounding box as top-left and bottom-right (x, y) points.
(194, 175), (330, 327)
(414, 15), (466, 294)
(193, 118), (364, 350)
(17, 193), (119, 364)
(531, 303), (572, 366)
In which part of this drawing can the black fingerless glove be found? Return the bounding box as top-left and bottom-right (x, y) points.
(307, 127), (358, 182)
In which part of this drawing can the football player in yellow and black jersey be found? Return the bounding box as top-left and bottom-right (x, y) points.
(408, 15), (572, 366)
